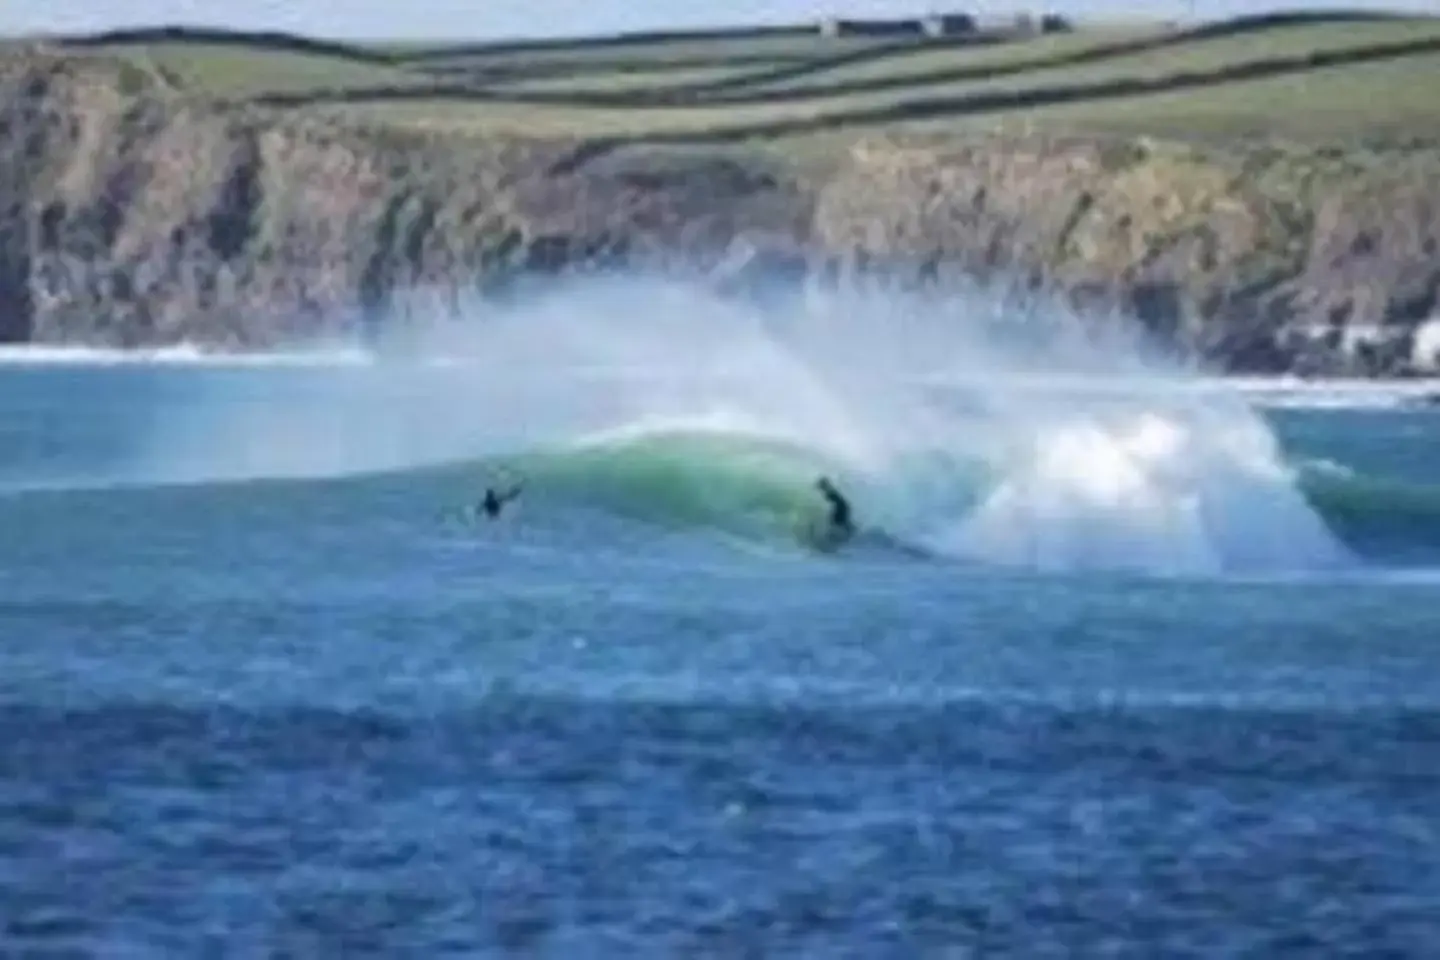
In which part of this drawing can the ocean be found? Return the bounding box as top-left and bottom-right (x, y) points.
(2, 293), (1440, 955)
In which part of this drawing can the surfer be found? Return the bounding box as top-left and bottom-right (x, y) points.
(475, 481), (524, 520)
(815, 476), (855, 542)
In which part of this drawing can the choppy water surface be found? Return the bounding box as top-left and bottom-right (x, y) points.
(2, 343), (1439, 956)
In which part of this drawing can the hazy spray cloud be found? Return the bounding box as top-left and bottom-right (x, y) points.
(31, 271), (1344, 578)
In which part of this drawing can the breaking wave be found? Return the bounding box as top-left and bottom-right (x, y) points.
(9, 276), (1438, 577)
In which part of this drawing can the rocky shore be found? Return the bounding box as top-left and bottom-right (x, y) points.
(3, 46), (1439, 375)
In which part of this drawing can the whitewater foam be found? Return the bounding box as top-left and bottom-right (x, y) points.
(929, 402), (1350, 576)
(1226, 375), (1440, 411)
(910, 370), (1440, 412)
(0, 343), (375, 367)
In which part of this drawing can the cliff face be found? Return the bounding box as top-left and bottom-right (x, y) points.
(3, 49), (1439, 374)
(1, 52), (810, 349)
(814, 138), (1440, 374)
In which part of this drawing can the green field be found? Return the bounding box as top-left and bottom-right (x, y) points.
(41, 12), (1440, 146)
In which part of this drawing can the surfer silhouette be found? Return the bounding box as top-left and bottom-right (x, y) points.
(476, 482), (523, 520)
(816, 476), (855, 540)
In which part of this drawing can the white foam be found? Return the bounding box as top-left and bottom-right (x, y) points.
(1224, 375), (1440, 410)
(925, 401), (1350, 577)
(0, 343), (375, 368)
(915, 370), (1440, 411)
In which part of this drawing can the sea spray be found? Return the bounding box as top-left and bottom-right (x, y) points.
(932, 402), (1351, 576)
(108, 272), (1354, 576)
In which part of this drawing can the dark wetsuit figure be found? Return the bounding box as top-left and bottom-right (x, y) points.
(815, 476), (854, 538)
(478, 484), (523, 520)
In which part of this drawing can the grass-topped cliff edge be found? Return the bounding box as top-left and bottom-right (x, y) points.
(3, 10), (1440, 374)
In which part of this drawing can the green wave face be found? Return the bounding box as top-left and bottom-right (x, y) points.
(1296, 463), (1440, 560)
(477, 425), (1016, 558)
(503, 429), (862, 548)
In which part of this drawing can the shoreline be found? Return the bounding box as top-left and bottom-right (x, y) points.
(2, 343), (1435, 409)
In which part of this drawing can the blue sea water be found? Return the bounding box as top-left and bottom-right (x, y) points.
(2, 354), (1439, 957)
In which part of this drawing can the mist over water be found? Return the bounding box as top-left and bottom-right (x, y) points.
(73, 272), (1351, 578)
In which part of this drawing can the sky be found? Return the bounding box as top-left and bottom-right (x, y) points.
(3, 0), (1435, 40)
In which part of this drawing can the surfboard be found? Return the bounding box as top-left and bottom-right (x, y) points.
(795, 511), (937, 561)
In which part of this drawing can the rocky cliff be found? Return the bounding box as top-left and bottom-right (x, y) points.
(3, 47), (1439, 374)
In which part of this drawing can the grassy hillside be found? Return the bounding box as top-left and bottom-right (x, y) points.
(44, 12), (1440, 146)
